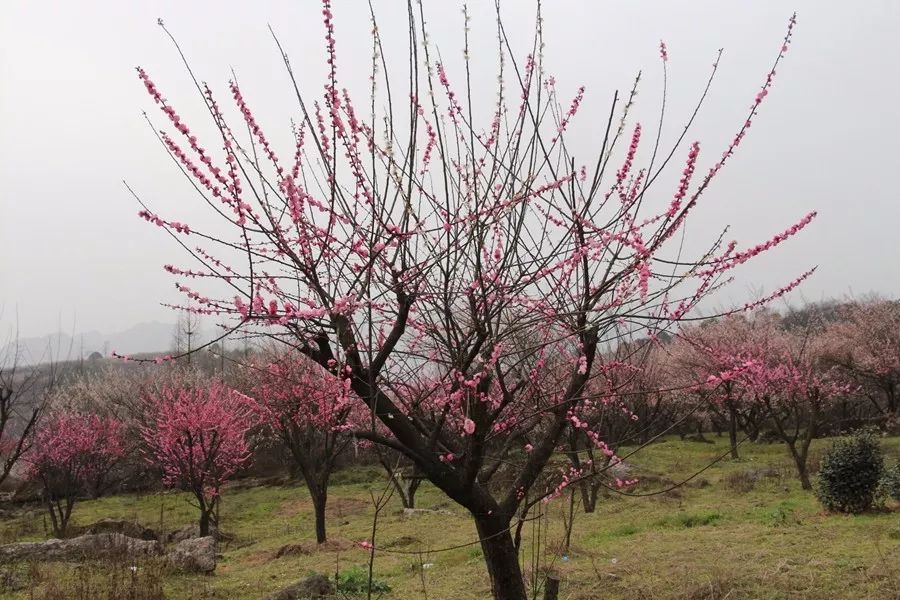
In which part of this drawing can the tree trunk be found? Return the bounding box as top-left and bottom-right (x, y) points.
(566, 434), (596, 513)
(399, 478), (421, 509)
(886, 384), (897, 416)
(543, 575), (560, 600)
(311, 488), (327, 544)
(199, 506), (211, 537)
(475, 514), (527, 600)
(793, 451), (811, 490)
(46, 497), (62, 538)
(727, 403), (740, 459)
(786, 443), (812, 490)
(398, 485), (414, 509)
(579, 481), (599, 513)
(747, 425), (760, 442)
(796, 462), (812, 490)
(46, 496), (76, 538)
(563, 488), (575, 553)
(388, 471), (419, 509)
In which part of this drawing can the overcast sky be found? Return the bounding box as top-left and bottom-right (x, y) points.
(2, 0), (899, 339)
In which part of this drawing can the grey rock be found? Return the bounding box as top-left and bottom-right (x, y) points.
(607, 460), (633, 478)
(73, 518), (158, 541)
(0, 534), (161, 563)
(165, 536), (217, 573)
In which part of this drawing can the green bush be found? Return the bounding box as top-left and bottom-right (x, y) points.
(816, 431), (884, 514)
(336, 566), (391, 595)
(878, 462), (900, 504)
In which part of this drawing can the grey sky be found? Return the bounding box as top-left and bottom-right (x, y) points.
(2, 0), (898, 339)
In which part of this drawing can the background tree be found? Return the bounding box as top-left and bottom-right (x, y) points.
(757, 330), (847, 490)
(0, 331), (62, 487)
(821, 299), (900, 426)
(132, 5), (809, 597)
(564, 341), (675, 513)
(25, 412), (125, 537)
(140, 382), (254, 536)
(673, 313), (781, 459)
(171, 309), (203, 366)
(244, 352), (358, 543)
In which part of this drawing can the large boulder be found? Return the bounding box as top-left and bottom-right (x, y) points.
(72, 518), (158, 541)
(165, 536), (217, 573)
(265, 574), (334, 599)
(0, 534), (161, 563)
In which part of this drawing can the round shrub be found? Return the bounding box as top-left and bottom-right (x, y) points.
(816, 430), (883, 514)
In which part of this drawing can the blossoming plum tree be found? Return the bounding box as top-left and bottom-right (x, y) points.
(140, 382), (253, 536)
(243, 352), (359, 543)
(754, 329), (848, 489)
(26, 413), (126, 537)
(130, 4), (811, 597)
(822, 300), (900, 424)
(677, 312), (848, 489)
(673, 313), (782, 459)
(565, 341), (678, 513)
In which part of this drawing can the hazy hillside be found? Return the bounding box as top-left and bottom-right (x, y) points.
(1, 321), (175, 366)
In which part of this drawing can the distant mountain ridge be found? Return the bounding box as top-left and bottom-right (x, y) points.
(2, 321), (175, 366)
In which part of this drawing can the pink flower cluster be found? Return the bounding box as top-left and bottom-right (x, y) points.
(141, 382), (254, 501)
(26, 413), (125, 485)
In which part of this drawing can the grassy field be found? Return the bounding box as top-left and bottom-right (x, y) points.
(1, 435), (898, 599)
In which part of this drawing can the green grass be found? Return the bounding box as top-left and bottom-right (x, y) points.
(2, 435), (899, 599)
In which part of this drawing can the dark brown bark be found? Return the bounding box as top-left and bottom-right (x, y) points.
(543, 576), (561, 600)
(199, 507), (212, 537)
(311, 487), (327, 544)
(793, 453), (812, 490)
(727, 402), (740, 459)
(46, 496), (75, 538)
(475, 513), (527, 600)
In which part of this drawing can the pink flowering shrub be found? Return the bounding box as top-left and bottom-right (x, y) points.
(26, 413), (126, 537)
(140, 382), (254, 536)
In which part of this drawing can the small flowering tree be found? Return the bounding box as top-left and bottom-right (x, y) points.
(244, 352), (358, 543)
(822, 300), (900, 423)
(679, 312), (847, 489)
(673, 313), (782, 459)
(141, 382), (253, 536)
(25, 413), (125, 537)
(756, 331), (848, 490)
(132, 5), (811, 597)
(563, 341), (673, 513)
